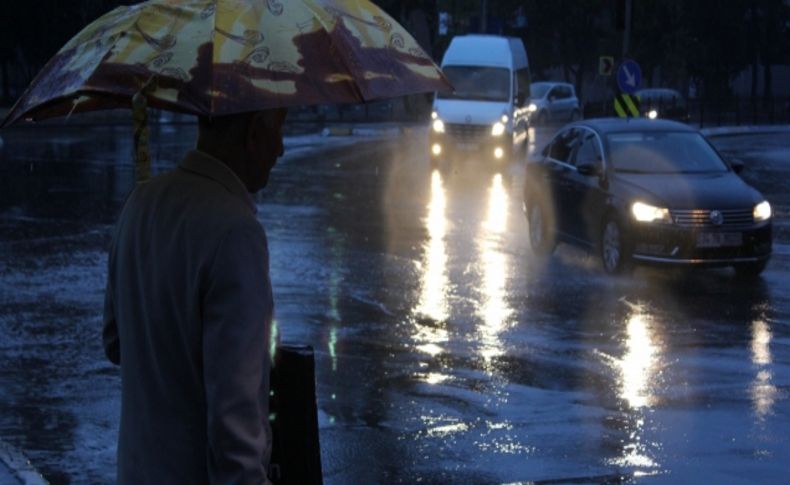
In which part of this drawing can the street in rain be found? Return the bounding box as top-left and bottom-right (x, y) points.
(2, 1), (790, 484)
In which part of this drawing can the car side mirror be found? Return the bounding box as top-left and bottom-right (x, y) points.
(549, 95), (556, 103)
(729, 158), (745, 174)
(576, 159), (601, 176)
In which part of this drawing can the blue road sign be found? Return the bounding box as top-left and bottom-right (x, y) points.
(617, 59), (642, 94)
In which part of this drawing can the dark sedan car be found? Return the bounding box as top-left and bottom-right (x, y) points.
(523, 118), (772, 276)
(635, 88), (690, 122)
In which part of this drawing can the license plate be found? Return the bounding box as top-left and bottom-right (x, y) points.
(457, 142), (479, 151)
(696, 232), (743, 248)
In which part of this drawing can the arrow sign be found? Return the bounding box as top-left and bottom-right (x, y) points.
(617, 59), (642, 94)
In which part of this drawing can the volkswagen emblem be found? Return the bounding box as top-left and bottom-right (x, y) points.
(465, 115), (472, 124)
(709, 210), (724, 226)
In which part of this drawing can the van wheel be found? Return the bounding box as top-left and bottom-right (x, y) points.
(600, 217), (631, 275)
(528, 199), (556, 256)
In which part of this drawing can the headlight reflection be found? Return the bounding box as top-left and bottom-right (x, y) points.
(607, 304), (663, 471)
(414, 169), (450, 355)
(620, 312), (659, 409)
(751, 319), (776, 420)
(477, 174), (512, 367)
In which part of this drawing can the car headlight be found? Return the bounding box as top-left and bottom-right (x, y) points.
(432, 119), (445, 133)
(526, 103), (537, 112)
(491, 121), (506, 136)
(632, 201), (672, 223)
(431, 111), (438, 120)
(501, 114), (509, 123)
(754, 200), (772, 222)
(647, 109), (658, 119)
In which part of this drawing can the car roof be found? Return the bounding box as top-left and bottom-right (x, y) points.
(636, 88), (681, 95)
(568, 117), (696, 135)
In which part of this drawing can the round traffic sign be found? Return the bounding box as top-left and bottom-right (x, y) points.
(617, 59), (642, 94)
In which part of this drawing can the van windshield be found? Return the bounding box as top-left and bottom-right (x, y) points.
(437, 66), (510, 102)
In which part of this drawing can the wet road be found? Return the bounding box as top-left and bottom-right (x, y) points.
(1, 122), (789, 484)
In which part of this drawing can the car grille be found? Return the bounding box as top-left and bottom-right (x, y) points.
(670, 208), (754, 228)
(445, 123), (489, 141)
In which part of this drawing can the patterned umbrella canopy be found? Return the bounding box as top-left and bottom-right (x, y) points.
(1, 0), (450, 127)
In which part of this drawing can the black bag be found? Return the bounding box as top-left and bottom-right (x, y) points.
(268, 344), (323, 485)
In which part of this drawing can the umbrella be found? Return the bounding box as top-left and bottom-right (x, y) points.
(1, 0), (451, 179)
(2, 0), (450, 125)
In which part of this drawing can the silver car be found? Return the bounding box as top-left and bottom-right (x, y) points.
(528, 82), (581, 125)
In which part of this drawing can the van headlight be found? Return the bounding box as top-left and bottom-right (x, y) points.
(491, 121), (506, 137)
(432, 119), (445, 133)
(632, 201), (672, 223)
(526, 103), (537, 112)
(754, 201), (772, 222)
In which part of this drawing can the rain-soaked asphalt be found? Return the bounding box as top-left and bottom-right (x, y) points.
(0, 121), (789, 484)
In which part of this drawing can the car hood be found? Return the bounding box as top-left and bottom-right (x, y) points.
(432, 99), (509, 125)
(527, 96), (547, 107)
(614, 172), (763, 210)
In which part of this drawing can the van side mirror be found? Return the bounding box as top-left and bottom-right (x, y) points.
(729, 158), (745, 174)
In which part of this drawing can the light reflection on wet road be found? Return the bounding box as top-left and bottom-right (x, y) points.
(1, 123), (789, 484)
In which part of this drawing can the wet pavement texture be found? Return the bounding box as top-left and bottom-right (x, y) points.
(1, 123), (789, 484)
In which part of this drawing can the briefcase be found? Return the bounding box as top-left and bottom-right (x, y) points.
(268, 344), (323, 485)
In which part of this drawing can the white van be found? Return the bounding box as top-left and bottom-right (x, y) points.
(430, 35), (531, 162)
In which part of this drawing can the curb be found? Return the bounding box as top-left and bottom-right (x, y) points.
(320, 124), (422, 137)
(0, 440), (47, 485)
(701, 124), (790, 138)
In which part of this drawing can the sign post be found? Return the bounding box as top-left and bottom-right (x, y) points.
(614, 59), (642, 118)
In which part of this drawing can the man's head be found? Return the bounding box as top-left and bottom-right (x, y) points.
(197, 108), (288, 192)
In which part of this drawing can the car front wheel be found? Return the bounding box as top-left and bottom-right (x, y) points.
(734, 260), (767, 279)
(601, 217), (631, 274)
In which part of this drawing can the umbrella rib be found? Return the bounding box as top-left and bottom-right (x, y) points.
(300, 0), (366, 103)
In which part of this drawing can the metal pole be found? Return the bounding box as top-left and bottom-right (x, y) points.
(622, 0), (632, 58)
(481, 0), (487, 33)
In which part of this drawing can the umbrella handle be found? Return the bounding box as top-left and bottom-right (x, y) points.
(132, 77), (157, 183)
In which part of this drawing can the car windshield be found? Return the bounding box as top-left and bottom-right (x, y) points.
(607, 131), (729, 174)
(530, 83), (552, 99)
(437, 66), (510, 102)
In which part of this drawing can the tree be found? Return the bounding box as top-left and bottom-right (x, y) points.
(680, 0), (752, 99)
(523, 0), (614, 100)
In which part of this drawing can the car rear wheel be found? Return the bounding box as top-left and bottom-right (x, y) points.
(528, 200), (555, 256)
(600, 217), (631, 275)
(734, 261), (767, 279)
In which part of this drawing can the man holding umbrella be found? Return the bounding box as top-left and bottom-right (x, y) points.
(102, 107), (287, 484)
(1, 1), (449, 483)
